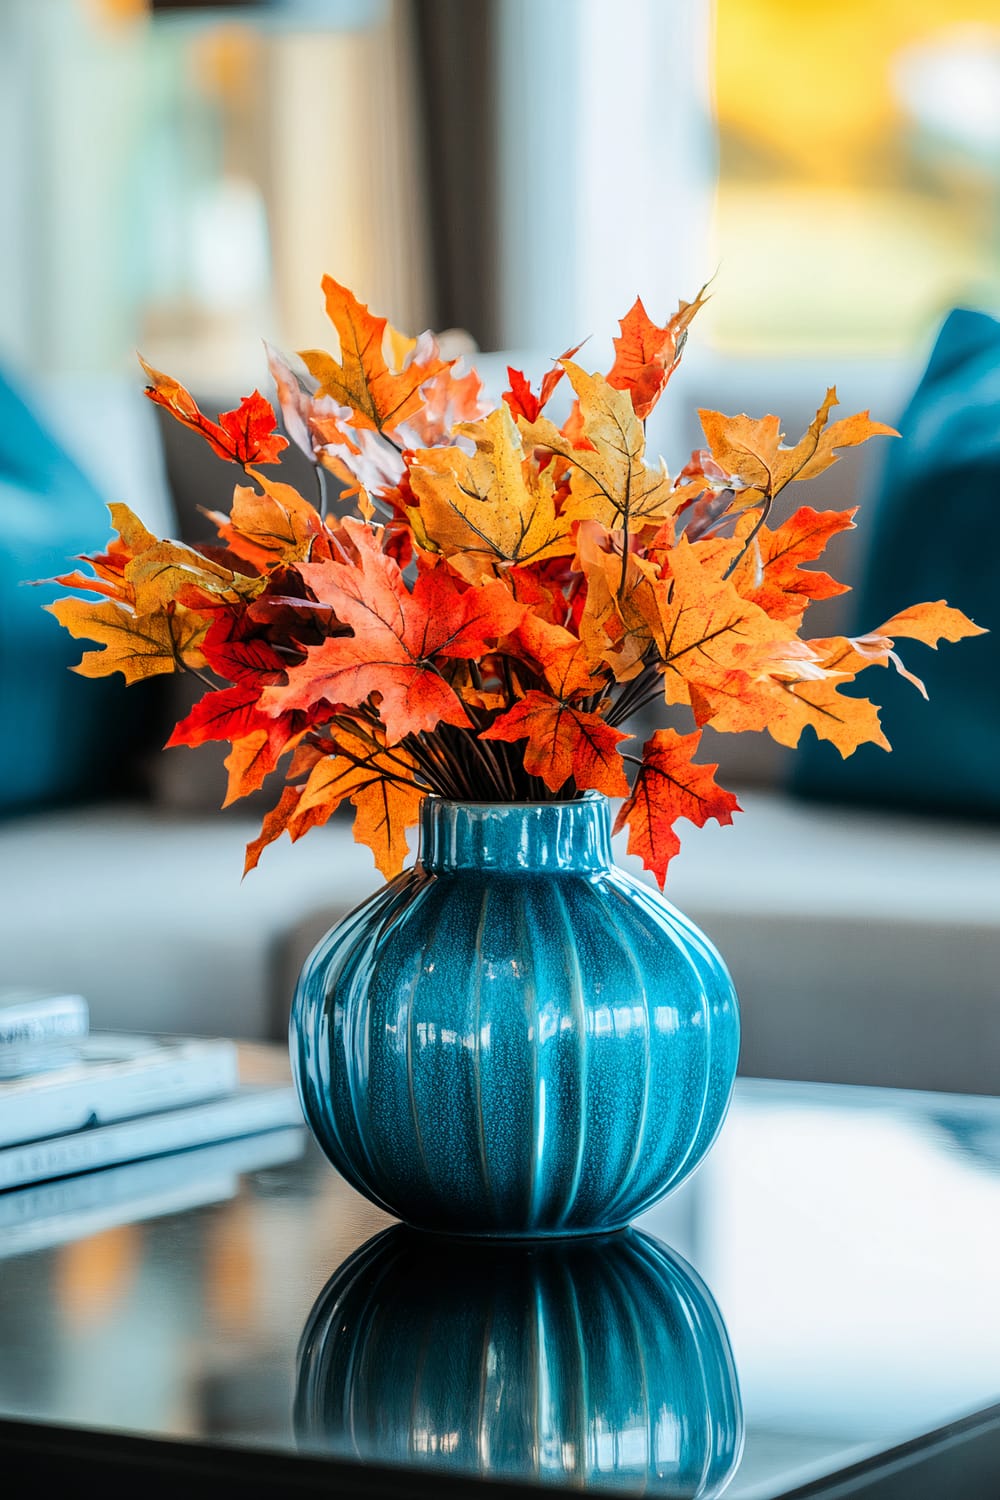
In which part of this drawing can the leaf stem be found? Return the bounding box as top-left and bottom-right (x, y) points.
(314, 463), (329, 521)
(723, 492), (772, 579)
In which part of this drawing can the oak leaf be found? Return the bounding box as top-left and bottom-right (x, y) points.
(723, 506), (856, 624)
(696, 392), (897, 513)
(697, 410), (782, 497)
(613, 729), (741, 888)
(771, 389), (898, 489)
(872, 600), (986, 650)
(805, 600), (986, 698)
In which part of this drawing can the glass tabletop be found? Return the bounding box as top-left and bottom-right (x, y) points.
(0, 1070), (998, 1499)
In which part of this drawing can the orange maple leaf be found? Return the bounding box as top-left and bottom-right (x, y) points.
(205, 475), (327, 570)
(294, 744), (422, 878)
(502, 611), (607, 698)
(606, 287), (709, 420)
(300, 277), (449, 435)
(262, 525), (524, 742)
(482, 691), (629, 796)
(244, 729), (422, 877)
(689, 653), (891, 757)
(719, 506), (856, 624)
(614, 728), (741, 888)
(657, 537), (803, 708)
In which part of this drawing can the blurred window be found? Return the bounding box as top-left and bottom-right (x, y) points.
(1, 0), (429, 383)
(711, 0), (1000, 353)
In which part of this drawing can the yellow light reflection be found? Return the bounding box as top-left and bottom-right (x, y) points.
(713, 0), (1000, 351)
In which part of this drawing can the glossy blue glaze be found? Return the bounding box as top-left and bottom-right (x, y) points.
(295, 1225), (744, 1497)
(291, 795), (739, 1237)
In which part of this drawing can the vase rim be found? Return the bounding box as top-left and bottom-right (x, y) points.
(424, 791), (606, 809)
(418, 792), (613, 872)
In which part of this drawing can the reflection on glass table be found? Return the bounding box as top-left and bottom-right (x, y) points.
(0, 1075), (999, 1499)
(295, 1226), (743, 1497)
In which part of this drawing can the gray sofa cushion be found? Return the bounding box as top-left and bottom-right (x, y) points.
(0, 804), (382, 1041)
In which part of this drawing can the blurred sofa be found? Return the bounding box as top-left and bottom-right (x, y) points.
(1, 332), (997, 1094)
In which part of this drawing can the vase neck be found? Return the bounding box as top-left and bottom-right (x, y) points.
(419, 797), (614, 874)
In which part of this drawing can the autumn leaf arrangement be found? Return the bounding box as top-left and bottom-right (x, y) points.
(49, 277), (984, 886)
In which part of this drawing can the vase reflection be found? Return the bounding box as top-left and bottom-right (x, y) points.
(295, 1226), (743, 1497)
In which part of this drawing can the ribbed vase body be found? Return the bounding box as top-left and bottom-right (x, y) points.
(291, 795), (739, 1237)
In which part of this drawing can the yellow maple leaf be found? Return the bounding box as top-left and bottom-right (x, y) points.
(520, 362), (674, 534)
(205, 474), (326, 569)
(46, 598), (207, 684)
(573, 521), (662, 680)
(124, 538), (262, 613)
(408, 405), (572, 574)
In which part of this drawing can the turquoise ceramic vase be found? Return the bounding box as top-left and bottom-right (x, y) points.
(295, 1225), (744, 1495)
(291, 794), (739, 1237)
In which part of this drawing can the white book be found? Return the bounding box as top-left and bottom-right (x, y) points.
(0, 1125), (307, 1259)
(0, 1033), (240, 1150)
(0, 992), (90, 1078)
(0, 1082), (304, 1191)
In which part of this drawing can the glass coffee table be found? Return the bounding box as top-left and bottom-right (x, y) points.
(0, 1054), (998, 1499)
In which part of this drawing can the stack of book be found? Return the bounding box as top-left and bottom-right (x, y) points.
(0, 991), (306, 1255)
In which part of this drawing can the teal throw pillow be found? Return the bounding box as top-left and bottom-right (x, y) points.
(790, 308), (998, 819)
(0, 367), (154, 814)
